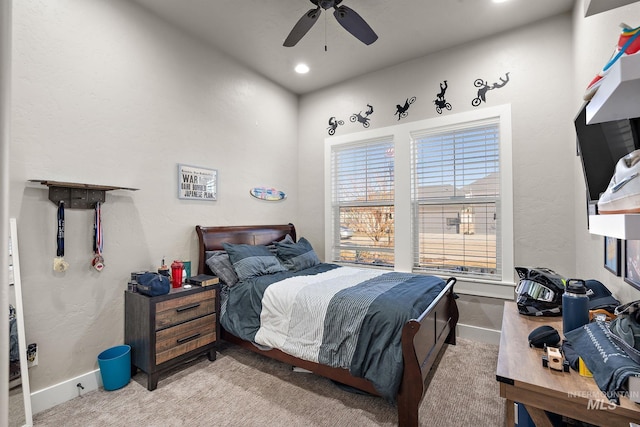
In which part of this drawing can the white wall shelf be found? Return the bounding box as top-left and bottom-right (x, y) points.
(589, 214), (640, 239)
(586, 54), (640, 124)
(584, 0), (639, 16)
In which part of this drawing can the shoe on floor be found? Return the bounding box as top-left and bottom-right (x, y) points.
(598, 150), (640, 214)
(584, 23), (640, 101)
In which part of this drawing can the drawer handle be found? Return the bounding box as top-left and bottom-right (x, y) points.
(177, 333), (201, 344)
(176, 303), (201, 313)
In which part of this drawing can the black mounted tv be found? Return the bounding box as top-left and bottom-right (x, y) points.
(574, 103), (640, 203)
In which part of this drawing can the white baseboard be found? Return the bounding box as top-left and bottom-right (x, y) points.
(30, 369), (102, 415)
(456, 323), (501, 346)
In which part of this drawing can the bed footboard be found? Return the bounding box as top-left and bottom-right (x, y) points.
(397, 277), (458, 427)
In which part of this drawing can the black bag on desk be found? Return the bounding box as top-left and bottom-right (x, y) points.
(609, 300), (640, 364)
(136, 272), (170, 297)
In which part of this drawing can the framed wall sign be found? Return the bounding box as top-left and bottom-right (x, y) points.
(604, 236), (620, 276)
(624, 239), (640, 290)
(178, 164), (217, 201)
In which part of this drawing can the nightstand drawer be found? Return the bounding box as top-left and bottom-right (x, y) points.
(155, 289), (216, 329)
(155, 314), (216, 365)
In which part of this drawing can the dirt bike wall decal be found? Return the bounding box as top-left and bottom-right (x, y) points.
(350, 103), (374, 128)
(434, 80), (452, 115)
(394, 96), (416, 121)
(327, 116), (345, 135)
(471, 72), (510, 107)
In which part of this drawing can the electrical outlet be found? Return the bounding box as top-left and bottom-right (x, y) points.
(27, 343), (38, 367)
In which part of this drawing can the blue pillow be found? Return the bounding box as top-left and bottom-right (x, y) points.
(276, 237), (320, 272)
(222, 243), (287, 281)
(266, 234), (294, 254)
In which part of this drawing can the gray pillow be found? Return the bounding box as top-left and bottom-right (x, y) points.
(205, 251), (239, 287)
(275, 237), (320, 272)
(222, 243), (287, 281)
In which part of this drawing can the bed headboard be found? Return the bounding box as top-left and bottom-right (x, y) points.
(195, 223), (297, 275)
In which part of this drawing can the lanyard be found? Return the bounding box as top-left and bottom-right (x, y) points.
(92, 202), (105, 271)
(93, 202), (103, 257)
(56, 200), (64, 257)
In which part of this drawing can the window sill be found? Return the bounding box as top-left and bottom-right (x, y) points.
(331, 262), (515, 300)
(452, 278), (515, 300)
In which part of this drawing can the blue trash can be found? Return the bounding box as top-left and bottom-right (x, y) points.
(97, 345), (131, 391)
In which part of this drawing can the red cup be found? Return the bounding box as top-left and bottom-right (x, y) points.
(170, 260), (183, 288)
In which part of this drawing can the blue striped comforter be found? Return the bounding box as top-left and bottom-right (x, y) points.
(221, 263), (446, 401)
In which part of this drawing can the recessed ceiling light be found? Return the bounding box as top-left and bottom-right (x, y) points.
(295, 63), (310, 74)
(492, 0), (509, 3)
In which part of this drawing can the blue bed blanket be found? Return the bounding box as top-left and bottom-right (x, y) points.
(221, 263), (447, 402)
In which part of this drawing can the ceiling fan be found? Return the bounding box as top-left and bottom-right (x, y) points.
(283, 0), (378, 47)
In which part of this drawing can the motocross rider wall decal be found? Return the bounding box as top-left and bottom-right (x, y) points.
(434, 80), (452, 114)
(394, 96), (416, 121)
(350, 104), (374, 128)
(471, 72), (510, 107)
(327, 116), (345, 136)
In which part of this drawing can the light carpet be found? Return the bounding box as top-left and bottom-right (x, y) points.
(33, 338), (504, 426)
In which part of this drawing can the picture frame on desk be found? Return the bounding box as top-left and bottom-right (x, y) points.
(624, 240), (640, 290)
(604, 236), (621, 276)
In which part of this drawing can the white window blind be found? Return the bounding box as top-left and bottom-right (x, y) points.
(331, 139), (395, 266)
(412, 121), (501, 279)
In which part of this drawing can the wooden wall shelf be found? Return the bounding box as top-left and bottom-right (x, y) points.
(30, 180), (138, 209)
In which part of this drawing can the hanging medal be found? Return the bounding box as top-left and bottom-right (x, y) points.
(92, 202), (105, 271)
(53, 200), (69, 272)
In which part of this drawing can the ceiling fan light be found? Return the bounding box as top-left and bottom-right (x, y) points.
(295, 63), (310, 74)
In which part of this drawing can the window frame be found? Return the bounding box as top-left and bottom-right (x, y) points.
(324, 105), (514, 297)
(329, 137), (396, 266)
(411, 118), (502, 280)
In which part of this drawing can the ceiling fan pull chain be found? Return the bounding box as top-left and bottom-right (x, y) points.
(324, 11), (328, 51)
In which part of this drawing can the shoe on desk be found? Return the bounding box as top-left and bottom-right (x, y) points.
(598, 150), (640, 214)
(584, 23), (640, 101)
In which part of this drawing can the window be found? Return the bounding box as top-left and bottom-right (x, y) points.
(412, 121), (501, 279)
(330, 138), (395, 266)
(325, 105), (513, 289)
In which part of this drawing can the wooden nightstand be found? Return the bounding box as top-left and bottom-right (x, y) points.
(124, 284), (220, 390)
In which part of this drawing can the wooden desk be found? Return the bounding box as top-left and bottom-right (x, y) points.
(496, 302), (640, 426)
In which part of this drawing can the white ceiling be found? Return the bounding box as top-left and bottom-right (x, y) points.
(131, 0), (575, 95)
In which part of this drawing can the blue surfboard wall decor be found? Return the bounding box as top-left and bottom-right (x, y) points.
(249, 187), (287, 201)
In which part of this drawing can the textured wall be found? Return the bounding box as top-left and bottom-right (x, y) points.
(572, 0), (640, 304)
(297, 12), (575, 329)
(298, 15), (576, 277)
(10, 0), (298, 392)
(12, 0), (640, 399)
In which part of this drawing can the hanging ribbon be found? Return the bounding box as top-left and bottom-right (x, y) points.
(53, 201), (69, 272)
(92, 202), (104, 271)
(56, 200), (64, 256)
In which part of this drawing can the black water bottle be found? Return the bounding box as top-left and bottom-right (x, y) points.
(562, 279), (589, 334)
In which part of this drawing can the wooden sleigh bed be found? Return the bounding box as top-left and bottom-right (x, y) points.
(196, 223), (459, 426)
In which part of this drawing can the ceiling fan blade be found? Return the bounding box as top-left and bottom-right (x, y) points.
(333, 5), (378, 45)
(283, 7), (322, 47)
